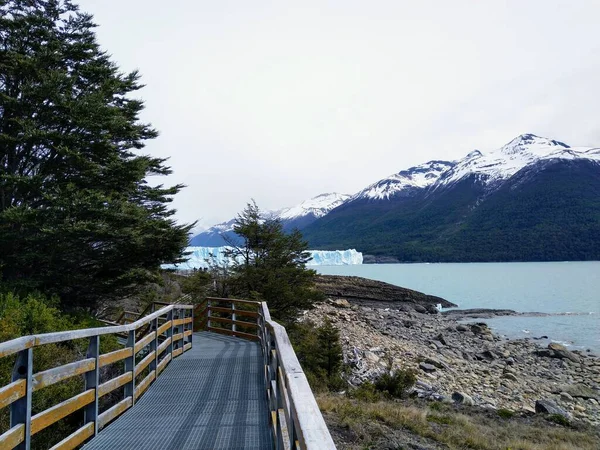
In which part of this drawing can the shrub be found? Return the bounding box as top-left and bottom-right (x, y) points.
(548, 414), (571, 427)
(347, 381), (384, 402)
(289, 319), (346, 392)
(497, 408), (515, 419)
(373, 368), (417, 399)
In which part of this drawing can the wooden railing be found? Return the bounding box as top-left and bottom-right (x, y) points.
(193, 297), (336, 449)
(0, 304), (194, 450)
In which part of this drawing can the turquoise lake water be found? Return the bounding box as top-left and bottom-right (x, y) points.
(316, 262), (600, 352)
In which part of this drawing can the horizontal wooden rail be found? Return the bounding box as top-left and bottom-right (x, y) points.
(0, 302), (194, 450)
(259, 302), (336, 449)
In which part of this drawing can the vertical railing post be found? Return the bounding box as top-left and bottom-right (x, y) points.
(207, 299), (211, 329)
(124, 329), (136, 405)
(11, 348), (32, 450)
(167, 309), (174, 358)
(231, 301), (236, 333)
(84, 335), (100, 436)
(150, 317), (158, 375)
(190, 306), (194, 347)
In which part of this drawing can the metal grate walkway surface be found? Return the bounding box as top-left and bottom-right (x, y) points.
(83, 332), (273, 450)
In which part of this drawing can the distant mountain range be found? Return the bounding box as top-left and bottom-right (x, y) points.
(189, 192), (350, 246)
(191, 134), (600, 261)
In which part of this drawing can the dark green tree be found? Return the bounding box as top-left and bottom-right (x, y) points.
(224, 201), (323, 324)
(0, 0), (192, 310)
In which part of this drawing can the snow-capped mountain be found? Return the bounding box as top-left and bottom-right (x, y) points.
(302, 133), (600, 262)
(192, 133), (600, 261)
(435, 133), (600, 190)
(351, 160), (455, 201)
(277, 193), (351, 219)
(190, 193), (350, 246)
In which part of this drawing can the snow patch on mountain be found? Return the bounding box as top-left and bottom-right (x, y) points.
(352, 160), (455, 200)
(437, 134), (600, 189)
(162, 246), (362, 270)
(277, 193), (351, 220)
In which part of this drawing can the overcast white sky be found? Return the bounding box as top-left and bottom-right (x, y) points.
(78, 0), (600, 231)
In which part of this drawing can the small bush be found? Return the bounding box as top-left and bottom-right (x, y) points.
(548, 414), (571, 427)
(289, 319), (347, 391)
(497, 408), (515, 419)
(374, 368), (417, 399)
(427, 413), (454, 425)
(348, 382), (384, 402)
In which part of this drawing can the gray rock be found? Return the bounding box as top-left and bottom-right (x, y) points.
(560, 392), (574, 402)
(502, 372), (518, 382)
(456, 324), (469, 332)
(547, 343), (581, 363)
(452, 391), (475, 406)
(552, 384), (600, 400)
(419, 362), (436, 373)
(535, 399), (570, 419)
(424, 357), (446, 369)
(435, 333), (447, 346)
(413, 305), (428, 314)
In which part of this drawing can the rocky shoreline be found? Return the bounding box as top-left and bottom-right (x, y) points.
(305, 294), (600, 426)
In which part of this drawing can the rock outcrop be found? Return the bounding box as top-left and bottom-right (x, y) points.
(315, 275), (457, 309)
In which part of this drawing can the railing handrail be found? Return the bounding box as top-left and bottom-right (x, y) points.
(259, 302), (337, 450)
(0, 304), (193, 358)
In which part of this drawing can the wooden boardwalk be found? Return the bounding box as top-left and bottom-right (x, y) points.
(82, 332), (273, 450)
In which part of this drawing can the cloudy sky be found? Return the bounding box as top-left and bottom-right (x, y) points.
(78, 0), (600, 231)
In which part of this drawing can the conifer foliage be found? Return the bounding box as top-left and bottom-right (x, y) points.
(224, 201), (323, 324)
(0, 1), (192, 309)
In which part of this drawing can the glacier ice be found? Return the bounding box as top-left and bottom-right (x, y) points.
(162, 246), (363, 270)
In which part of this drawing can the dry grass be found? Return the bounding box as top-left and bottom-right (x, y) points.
(317, 394), (600, 450)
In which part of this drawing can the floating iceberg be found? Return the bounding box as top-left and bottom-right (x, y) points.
(162, 246), (362, 270)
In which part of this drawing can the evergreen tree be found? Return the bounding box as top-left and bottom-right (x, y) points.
(0, 0), (192, 310)
(224, 201), (323, 324)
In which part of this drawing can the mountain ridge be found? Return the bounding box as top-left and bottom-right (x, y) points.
(191, 133), (600, 260)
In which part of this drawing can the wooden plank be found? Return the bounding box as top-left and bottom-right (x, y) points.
(49, 422), (94, 450)
(134, 370), (155, 400)
(207, 326), (259, 341)
(209, 306), (259, 318)
(172, 332), (183, 342)
(183, 343), (192, 352)
(32, 358), (95, 392)
(206, 297), (260, 306)
(0, 379), (26, 410)
(134, 350), (156, 376)
(157, 336), (171, 356)
(98, 396), (132, 430)
(0, 304), (194, 358)
(156, 320), (172, 336)
(157, 354), (171, 375)
(98, 372), (133, 398)
(262, 305), (337, 449)
(0, 336), (35, 358)
(208, 316), (259, 328)
(30, 389), (95, 435)
(278, 408), (291, 450)
(134, 331), (156, 354)
(0, 424), (24, 449)
(172, 317), (192, 326)
(184, 330), (192, 338)
(99, 348), (132, 368)
(172, 347), (183, 358)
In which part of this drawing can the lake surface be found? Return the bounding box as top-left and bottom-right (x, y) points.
(316, 262), (600, 352)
